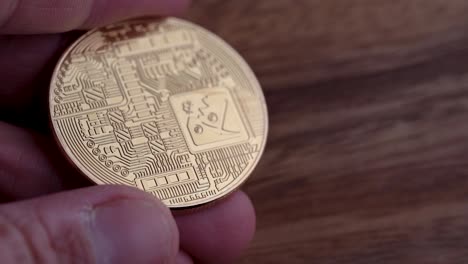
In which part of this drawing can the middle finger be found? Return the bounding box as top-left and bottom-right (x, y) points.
(0, 34), (69, 113)
(0, 121), (79, 200)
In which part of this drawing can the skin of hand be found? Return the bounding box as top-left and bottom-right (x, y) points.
(0, 1), (256, 263)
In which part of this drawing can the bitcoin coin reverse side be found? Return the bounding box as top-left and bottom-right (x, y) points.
(49, 17), (268, 208)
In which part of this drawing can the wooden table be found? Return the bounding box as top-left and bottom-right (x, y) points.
(187, 1), (468, 263)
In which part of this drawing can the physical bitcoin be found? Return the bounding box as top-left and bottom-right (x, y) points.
(49, 17), (268, 208)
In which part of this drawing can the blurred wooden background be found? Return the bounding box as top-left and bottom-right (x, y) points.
(187, 1), (468, 263)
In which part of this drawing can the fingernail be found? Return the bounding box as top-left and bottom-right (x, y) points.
(90, 199), (178, 264)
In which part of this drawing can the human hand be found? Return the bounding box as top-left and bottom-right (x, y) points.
(0, 1), (256, 263)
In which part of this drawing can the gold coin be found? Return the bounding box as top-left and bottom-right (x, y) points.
(49, 17), (268, 208)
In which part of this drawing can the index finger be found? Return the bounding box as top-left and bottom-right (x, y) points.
(175, 192), (256, 264)
(0, 0), (190, 34)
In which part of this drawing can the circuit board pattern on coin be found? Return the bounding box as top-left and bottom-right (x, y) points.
(49, 18), (268, 208)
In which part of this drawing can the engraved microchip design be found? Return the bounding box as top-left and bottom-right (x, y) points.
(170, 88), (249, 152)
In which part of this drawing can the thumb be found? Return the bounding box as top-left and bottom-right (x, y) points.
(0, 185), (179, 264)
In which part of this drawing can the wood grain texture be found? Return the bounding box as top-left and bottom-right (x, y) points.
(188, 0), (468, 90)
(186, 1), (468, 263)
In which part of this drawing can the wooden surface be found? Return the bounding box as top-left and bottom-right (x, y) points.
(187, 1), (468, 263)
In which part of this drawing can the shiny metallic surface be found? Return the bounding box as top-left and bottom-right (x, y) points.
(49, 17), (268, 208)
